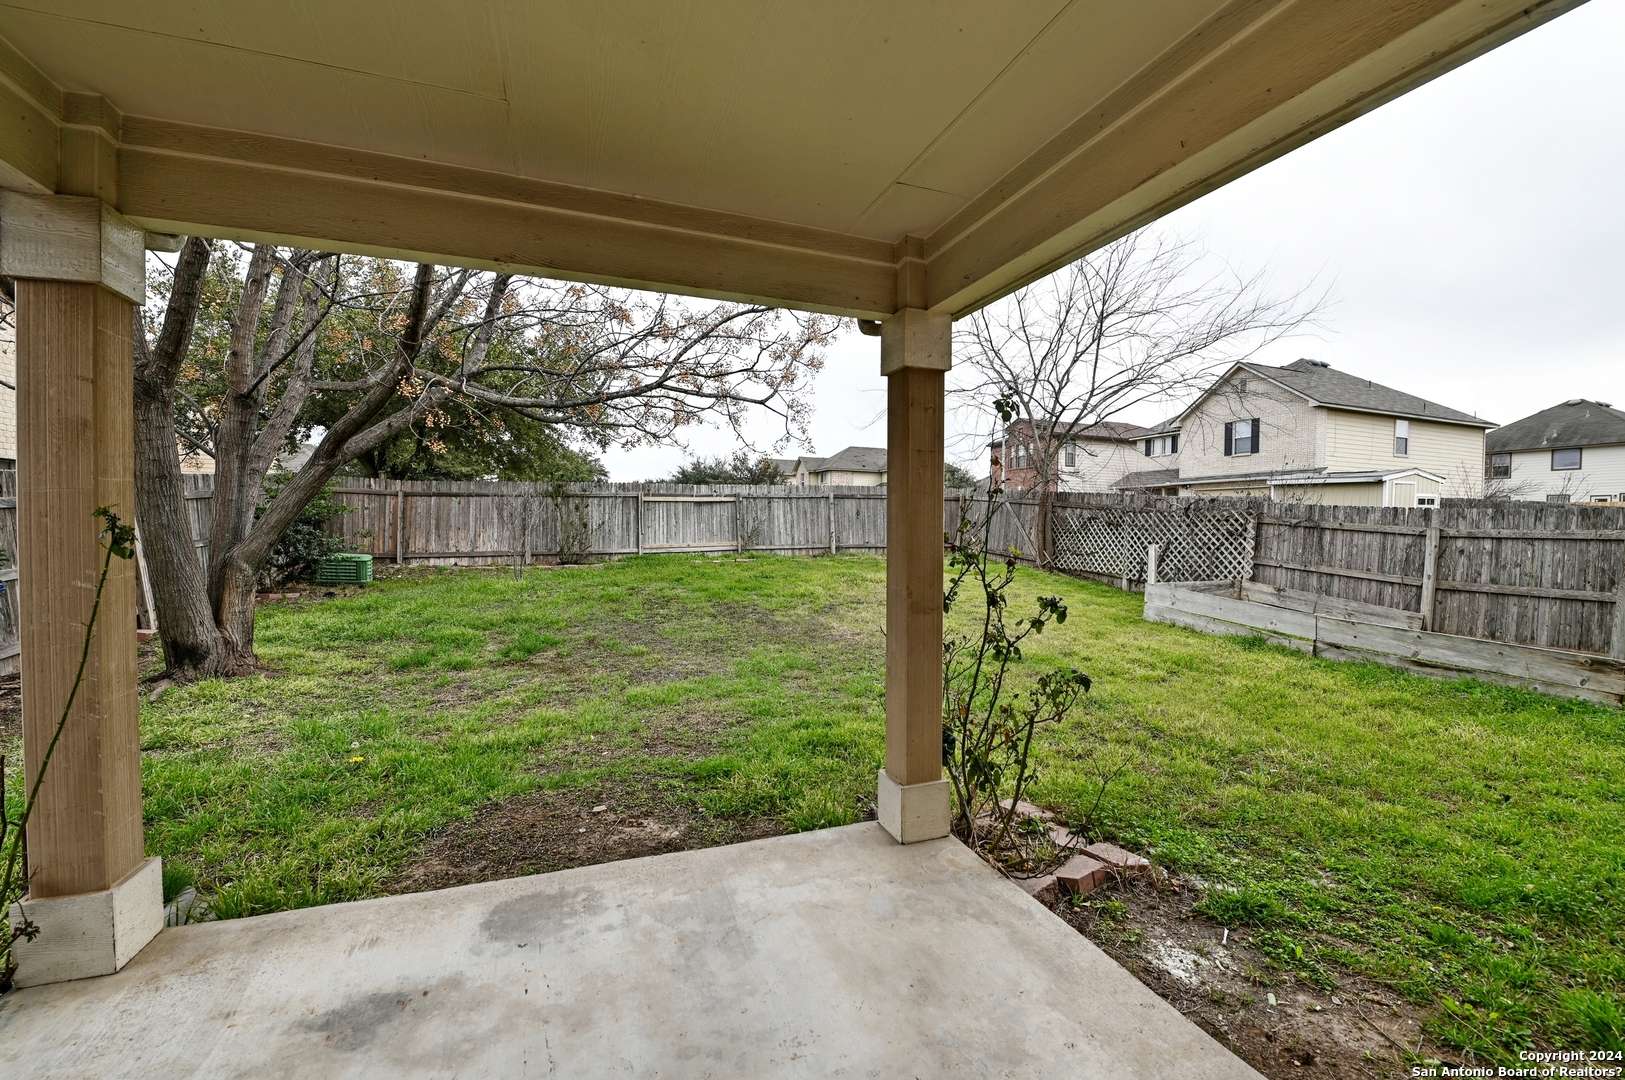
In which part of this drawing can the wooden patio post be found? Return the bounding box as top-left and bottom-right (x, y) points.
(876, 307), (951, 843)
(0, 194), (162, 986)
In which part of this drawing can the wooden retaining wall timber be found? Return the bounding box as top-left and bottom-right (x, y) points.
(1144, 580), (1625, 707)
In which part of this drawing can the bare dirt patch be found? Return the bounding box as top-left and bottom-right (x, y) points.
(1053, 875), (1444, 1080)
(394, 778), (781, 893)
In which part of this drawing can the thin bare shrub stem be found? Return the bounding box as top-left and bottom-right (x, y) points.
(1, 535), (120, 922)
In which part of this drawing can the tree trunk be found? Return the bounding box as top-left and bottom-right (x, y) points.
(132, 361), (248, 676)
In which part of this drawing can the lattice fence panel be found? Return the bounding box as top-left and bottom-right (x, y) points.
(1051, 504), (1255, 583)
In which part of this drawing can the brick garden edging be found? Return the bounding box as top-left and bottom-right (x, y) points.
(996, 799), (1151, 903)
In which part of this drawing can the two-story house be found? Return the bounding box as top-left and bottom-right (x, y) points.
(1486, 400), (1625, 503)
(989, 420), (1156, 493)
(1117, 359), (1495, 506)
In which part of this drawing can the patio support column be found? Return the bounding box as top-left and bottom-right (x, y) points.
(0, 193), (161, 986)
(877, 307), (951, 843)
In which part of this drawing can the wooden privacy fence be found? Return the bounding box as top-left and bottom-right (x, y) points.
(4, 474), (1620, 678)
(1252, 500), (1625, 659)
(324, 479), (891, 564)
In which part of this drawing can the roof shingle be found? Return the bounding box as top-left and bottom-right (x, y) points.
(1234, 359), (1493, 427)
(1487, 400), (1625, 452)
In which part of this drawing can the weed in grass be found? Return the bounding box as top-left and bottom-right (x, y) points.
(161, 862), (197, 905)
(500, 629), (562, 662)
(1195, 887), (1285, 928)
(1560, 989), (1625, 1051)
(389, 646), (437, 671)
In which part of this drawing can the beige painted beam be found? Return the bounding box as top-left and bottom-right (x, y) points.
(925, 0), (1585, 315)
(877, 309), (951, 844)
(114, 121), (898, 319)
(16, 279), (145, 898)
(0, 35), (62, 194)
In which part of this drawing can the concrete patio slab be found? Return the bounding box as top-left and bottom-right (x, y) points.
(0, 823), (1260, 1078)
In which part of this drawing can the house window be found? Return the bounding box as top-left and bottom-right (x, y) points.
(1488, 453), (1511, 479)
(1551, 447), (1581, 471)
(1415, 494), (1439, 508)
(1144, 434), (1179, 457)
(1063, 443), (1076, 468)
(1393, 419), (1409, 456)
(1546, 494), (1572, 504)
(1224, 418), (1259, 456)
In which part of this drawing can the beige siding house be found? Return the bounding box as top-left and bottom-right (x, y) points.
(791, 446), (887, 486)
(1487, 400), (1625, 503)
(1117, 359), (1494, 506)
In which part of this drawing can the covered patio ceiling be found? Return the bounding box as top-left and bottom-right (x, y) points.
(0, 0), (1583, 318)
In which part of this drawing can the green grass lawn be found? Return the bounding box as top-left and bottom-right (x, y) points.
(4, 554), (1621, 1059)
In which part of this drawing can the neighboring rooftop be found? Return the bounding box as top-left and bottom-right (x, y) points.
(803, 446), (887, 474)
(1197, 359), (1495, 427)
(992, 419), (1152, 446)
(1487, 400), (1625, 453)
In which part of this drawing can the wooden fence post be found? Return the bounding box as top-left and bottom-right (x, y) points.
(1419, 525), (1442, 631)
(394, 481), (405, 565)
(829, 489), (837, 555)
(1611, 577), (1625, 660)
(735, 496), (743, 554)
(1145, 543), (1161, 586)
(635, 492), (644, 556)
(521, 493), (533, 566)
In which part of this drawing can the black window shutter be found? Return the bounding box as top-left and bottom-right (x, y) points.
(1223, 422), (1233, 456)
(1251, 418), (1261, 454)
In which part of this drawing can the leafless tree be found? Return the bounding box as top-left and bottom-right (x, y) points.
(135, 240), (834, 679)
(954, 230), (1322, 561)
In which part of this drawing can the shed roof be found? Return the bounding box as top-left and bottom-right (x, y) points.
(1115, 468), (1181, 489)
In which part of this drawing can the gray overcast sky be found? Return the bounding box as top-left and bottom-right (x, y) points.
(603, 2), (1625, 480)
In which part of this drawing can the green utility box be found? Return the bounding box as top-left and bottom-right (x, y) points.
(313, 552), (374, 585)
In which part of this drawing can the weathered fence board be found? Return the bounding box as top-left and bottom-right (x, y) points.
(1147, 580), (1625, 707)
(319, 479), (901, 565)
(1256, 500), (1625, 657)
(1144, 581), (1315, 651)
